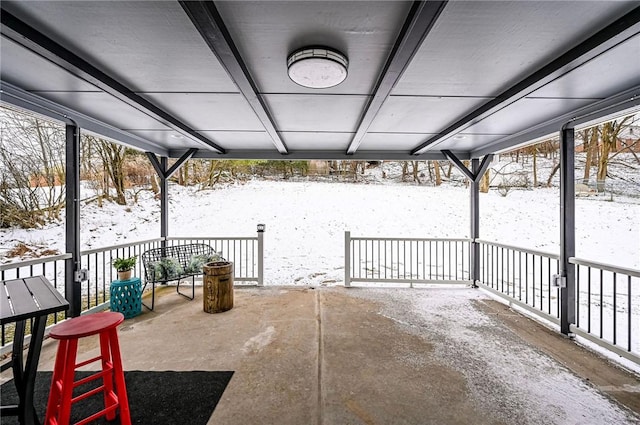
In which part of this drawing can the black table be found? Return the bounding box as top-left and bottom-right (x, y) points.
(1, 276), (69, 425)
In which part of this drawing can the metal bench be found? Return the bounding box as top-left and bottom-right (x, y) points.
(141, 243), (221, 310)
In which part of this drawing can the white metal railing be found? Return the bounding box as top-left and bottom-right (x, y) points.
(477, 240), (561, 320)
(81, 238), (165, 311)
(3, 231), (636, 365)
(476, 240), (639, 364)
(569, 257), (639, 364)
(166, 235), (263, 285)
(344, 231), (471, 286)
(1, 230), (264, 349)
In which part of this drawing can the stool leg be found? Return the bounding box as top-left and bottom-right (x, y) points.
(45, 339), (70, 425)
(57, 339), (78, 425)
(109, 328), (131, 425)
(99, 331), (117, 421)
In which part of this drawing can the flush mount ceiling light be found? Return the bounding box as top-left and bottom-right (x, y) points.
(287, 47), (348, 89)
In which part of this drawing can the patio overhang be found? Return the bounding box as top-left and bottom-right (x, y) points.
(1, 1), (638, 159)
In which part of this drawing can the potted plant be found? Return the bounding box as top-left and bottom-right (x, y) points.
(113, 256), (137, 281)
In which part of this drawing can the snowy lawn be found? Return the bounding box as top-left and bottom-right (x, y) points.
(1, 180), (638, 286)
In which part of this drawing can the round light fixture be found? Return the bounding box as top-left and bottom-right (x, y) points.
(287, 47), (348, 89)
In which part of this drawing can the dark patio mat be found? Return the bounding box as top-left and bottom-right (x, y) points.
(1, 370), (234, 425)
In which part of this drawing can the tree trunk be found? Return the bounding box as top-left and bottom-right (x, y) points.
(150, 174), (160, 195)
(583, 128), (598, 184)
(531, 145), (538, 188)
(462, 160), (470, 187)
(546, 163), (559, 187)
(411, 161), (422, 184)
(597, 124), (613, 192)
(480, 170), (490, 193)
(434, 161), (442, 186)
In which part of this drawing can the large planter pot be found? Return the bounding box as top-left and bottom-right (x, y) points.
(203, 261), (234, 313)
(117, 270), (133, 281)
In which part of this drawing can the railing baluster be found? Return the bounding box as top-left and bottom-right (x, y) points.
(448, 241), (452, 281)
(547, 257), (551, 314)
(525, 253), (529, 304)
(600, 269), (604, 339)
(455, 241), (458, 281)
(628, 275), (632, 352)
(587, 266), (592, 334)
(576, 265), (581, 327)
(613, 272), (617, 346)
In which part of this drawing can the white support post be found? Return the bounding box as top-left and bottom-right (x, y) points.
(345, 231), (351, 287)
(257, 224), (265, 286)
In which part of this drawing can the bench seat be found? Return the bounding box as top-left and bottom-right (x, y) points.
(141, 243), (221, 310)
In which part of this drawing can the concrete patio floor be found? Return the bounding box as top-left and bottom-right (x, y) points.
(6, 285), (640, 424)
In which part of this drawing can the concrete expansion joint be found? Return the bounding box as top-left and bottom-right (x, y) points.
(316, 290), (324, 425)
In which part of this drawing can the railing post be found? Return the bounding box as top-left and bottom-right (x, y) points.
(345, 231), (351, 287)
(560, 127), (576, 335)
(65, 124), (81, 317)
(257, 224), (265, 286)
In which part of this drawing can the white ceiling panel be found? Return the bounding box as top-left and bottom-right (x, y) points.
(199, 131), (276, 150)
(1, 37), (98, 92)
(432, 134), (510, 152)
(125, 130), (202, 150)
(141, 93), (265, 131)
(2, 1), (238, 93)
(31, 91), (169, 131)
(394, 1), (639, 98)
(265, 94), (369, 132)
(532, 34), (640, 99)
(369, 96), (490, 133)
(358, 133), (433, 151)
(281, 132), (352, 150)
(463, 98), (599, 136)
(215, 1), (412, 95)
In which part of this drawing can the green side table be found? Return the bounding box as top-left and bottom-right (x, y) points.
(110, 277), (142, 319)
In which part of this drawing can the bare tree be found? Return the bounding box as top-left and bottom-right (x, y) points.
(85, 135), (127, 205)
(595, 116), (632, 191)
(0, 108), (66, 227)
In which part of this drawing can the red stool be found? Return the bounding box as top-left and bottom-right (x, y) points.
(45, 312), (131, 425)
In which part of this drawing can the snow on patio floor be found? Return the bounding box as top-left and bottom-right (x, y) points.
(348, 287), (640, 424)
(2, 284), (638, 424)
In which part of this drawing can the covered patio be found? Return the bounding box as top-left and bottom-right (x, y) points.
(1, 0), (640, 424)
(3, 285), (640, 424)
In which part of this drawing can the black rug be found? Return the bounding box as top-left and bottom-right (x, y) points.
(1, 370), (234, 425)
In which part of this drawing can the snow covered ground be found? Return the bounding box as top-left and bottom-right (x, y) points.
(1, 180), (638, 285)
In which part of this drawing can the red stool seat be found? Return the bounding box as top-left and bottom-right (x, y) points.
(50, 311), (124, 339)
(45, 312), (131, 425)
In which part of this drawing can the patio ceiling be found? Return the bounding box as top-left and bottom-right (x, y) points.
(1, 1), (639, 160)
